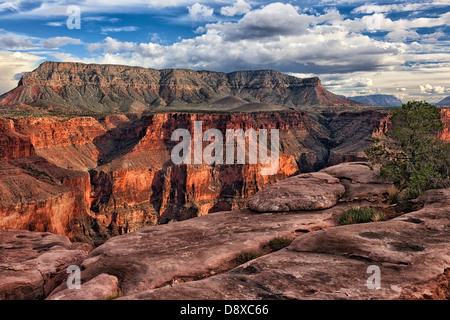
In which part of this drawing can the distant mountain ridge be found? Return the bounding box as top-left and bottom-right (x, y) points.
(436, 96), (450, 106)
(0, 61), (359, 113)
(346, 94), (403, 107)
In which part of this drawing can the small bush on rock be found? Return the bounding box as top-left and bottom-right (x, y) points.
(236, 250), (262, 264)
(269, 237), (292, 251)
(339, 207), (385, 225)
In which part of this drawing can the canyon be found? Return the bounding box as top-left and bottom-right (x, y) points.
(0, 62), (393, 245)
(0, 62), (449, 300)
(0, 110), (389, 245)
(0, 62), (449, 246)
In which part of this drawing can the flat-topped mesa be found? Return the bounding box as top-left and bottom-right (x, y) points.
(0, 61), (358, 112)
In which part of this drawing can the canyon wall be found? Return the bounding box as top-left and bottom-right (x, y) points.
(1, 108), (448, 245)
(0, 109), (384, 245)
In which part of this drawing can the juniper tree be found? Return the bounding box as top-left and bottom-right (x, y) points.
(366, 101), (450, 198)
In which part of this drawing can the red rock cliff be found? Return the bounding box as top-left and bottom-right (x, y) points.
(2, 107), (448, 244)
(440, 108), (450, 141)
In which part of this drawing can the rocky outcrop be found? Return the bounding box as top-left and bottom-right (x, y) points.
(248, 172), (345, 212)
(125, 189), (449, 300)
(0, 160), (89, 239)
(0, 119), (35, 161)
(14, 117), (107, 171)
(0, 62), (358, 112)
(0, 230), (90, 300)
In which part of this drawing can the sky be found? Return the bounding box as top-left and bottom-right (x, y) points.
(0, 0), (449, 103)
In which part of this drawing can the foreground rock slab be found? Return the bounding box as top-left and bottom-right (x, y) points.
(248, 172), (346, 213)
(0, 230), (90, 300)
(46, 273), (120, 300)
(78, 209), (336, 297)
(121, 189), (450, 300)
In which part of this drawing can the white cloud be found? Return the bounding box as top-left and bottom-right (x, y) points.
(0, 0), (208, 17)
(353, 3), (425, 14)
(386, 29), (420, 42)
(40, 36), (82, 49)
(101, 26), (140, 33)
(0, 51), (44, 94)
(0, 1), (21, 13)
(353, 1), (449, 14)
(48, 51), (84, 63)
(420, 84), (446, 94)
(188, 3), (214, 20)
(209, 3), (316, 40)
(340, 11), (450, 42)
(220, 0), (251, 17)
(0, 33), (36, 50)
(355, 78), (373, 87)
(87, 37), (137, 54)
(84, 16), (120, 23)
(45, 21), (64, 27)
(149, 0), (193, 8)
(77, 3), (406, 75)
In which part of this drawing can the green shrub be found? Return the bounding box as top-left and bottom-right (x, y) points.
(236, 250), (262, 264)
(22, 166), (54, 182)
(268, 237), (292, 251)
(339, 207), (385, 225)
(365, 101), (450, 199)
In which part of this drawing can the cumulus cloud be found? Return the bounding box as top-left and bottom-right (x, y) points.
(340, 11), (450, 42)
(0, 33), (36, 50)
(420, 84), (446, 94)
(220, 0), (251, 17)
(355, 78), (374, 87)
(353, 3), (426, 14)
(188, 3), (213, 20)
(78, 3), (406, 75)
(40, 36), (82, 49)
(352, 1), (450, 14)
(208, 3), (315, 40)
(87, 37), (138, 54)
(0, 51), (44, 94)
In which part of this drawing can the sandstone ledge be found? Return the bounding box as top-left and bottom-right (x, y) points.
(0, 230), (90, 300)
